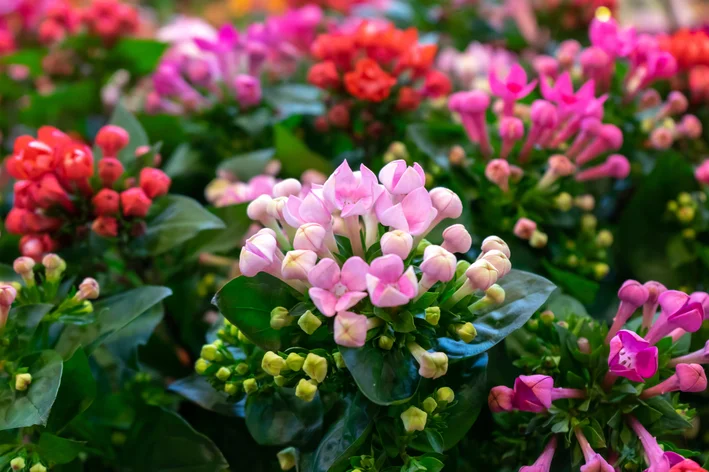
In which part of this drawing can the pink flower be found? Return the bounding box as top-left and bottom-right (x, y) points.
(365, 254), (417, 307)
(323, 161), (382, 217)
(239, 228), (280, 277)
(281, 250), (317, 280)
(606, 280), (650, 343)
(488, 386), (514, 413)
(293, 223), (327, 252)
(589, 18), (636, 57)
(284, 190), (332, 227)
(645, 290), (704, 344)
(540, 72), (596, 116)
(520, 437), (557, 472)
(308, 257), (368, 317)
(628, 416), (674, 471)
(334, 311), (368, 347)
(575, 155), (630, 182)
(420, 245), (456, 283)
(441, 224), (472, 254)
(378, 160), (425, 195)
(513, 375), (552, 412)
(485, 159), (511, 192)
(380, 230), (413, 259)
(696, 160), (709, 185)
(489, 63), (537, 116)
(376, 187), (438, 236)
(642, 281), (668, 329)
(575, 428), (614, 472)
(669, 340), (709, 367)
(514, 218), (537, 240)
(608, 330), (658, 382)
(429, 188), (463, 221)
(641, 364), (707, 399)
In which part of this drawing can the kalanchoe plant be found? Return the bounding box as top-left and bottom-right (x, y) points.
(486, 279), (709, 470)
(178, 160), (555, 470)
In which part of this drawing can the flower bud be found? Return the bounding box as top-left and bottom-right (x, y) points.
(595, 230), (613, 248)
(298, 310), (322, 335)
(10, 458), (26, 471)
(243, 378), (258, 394)
(455, 322), (477, 343)
(273, 179), (302, 198)
(333, 352), (346, 369)
(378, 335), (394, 350)
(593, 263), (609, 280)
(224, 383), (238, 395)
(195, 358), (210, 375)
(488, 386), (514, 412)
(574, 194), (595, 211)
(14, 256), (35, 280)
(449, 145), (466, 166)
(30, 464), (47, 472)
(293, 223), (327, 252)
(270, 307), (292, 330)
(429, 187), (463, 220)
(235, 363), (249, 375)
(421, 245), (457, 283)
(0, 285), (18, 308)
(303, 353), (328, 383)
(277, 447), (297, 471)
(466, 260), (499, 291)
(555, 192), (573, 211)
(425, 307), (441, 325)
(234, 74), (262, 108)
(540, 310), (555, 324)
(436, 387), (455, 403)
(77, 277), (100, 300)
(380, 230), (414, 259)
(481, 250), (511, 277)
(139, 167), (171, 198)
(422, 397), (438, 414)
(92, 216), (119, 238)
(281, 250), (317, 281)
(200, 344), (219, 362)
(274, 375), (287, 387)
(529, 230), (548, 248)
(485, 159), (511, 192)
(295, 378), (318, 402)
(677, 364), (707, 392)
(120, 188), (152, 218)
(96, 125), (129, 157)
(247, 195), (272, 222)
(577, 338), (591, 354)
(15, 373), (32, 391)
(42, 253), (66, 280)
(513, 218), (537, 240)
(216, 367), (231, 381)
(400, 406), (427, 433)
(262, 351), (286, 376)
(286, 353), (305, 371)
(92, 188), (120, 215)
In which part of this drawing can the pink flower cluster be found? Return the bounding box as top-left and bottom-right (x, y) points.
(237, 160), (512, 374)
(437, 42), (516, 91)
(146, 6), (322, 114)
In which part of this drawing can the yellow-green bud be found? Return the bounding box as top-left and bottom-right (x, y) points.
(400, 406), (427, 433)
(274, 375), (287, 387)
(593, 263), (610, 280)
(15, 373), (31, 391)
(557, 321), (569, 329)
(455, 260), (471, 278)
(540, 310), (555, 325)
(270, 307), (292, 330)
(595, 230), (613, 248)
(529, 230), (548, 249)
(678, 192), (693, 206)
(333, 352), (346, 369)
(10, 457), (26, 471)
(683, 228), (696, 240)
(422, 397), (438, 414)
(667, 200), (679, 212)
(528, 319), (539, 331)
(30, 464), (47, 472)
(555, 192), (573, 211)
(581, 214), (597, 232)
(298, 311), (322, 335)
(486, 284), (505, 304)
(677, 206), (695, 223)
(567, 255), (579, 267)
(243, 378), (258, 394)
(378, 335), (394, 350)
(383, 151), (396, 163)
(261, 351), (286, 376)
(286, 353), (305, 371)
(235, 363), (249, 375)
(277, 447), (298, 471)
(295, 378), (318, 402)
(224, 383), (238, 395)
(455, 322), (477, 343)
(425, 307), (441, 326)
(436, 387), (455, 403)
(416, 239), (431, 256)
(200, 344), (219, 361)
(303, 353), (328, 383)
(216, 367), (231, 381)
(389, 141), (408, 160)
(195, 358), (210, 375)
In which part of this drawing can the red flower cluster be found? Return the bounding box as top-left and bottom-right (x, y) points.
(5, 125), (171, 260)
(307, 21), (451, 116)
(659, 29), (709, 103)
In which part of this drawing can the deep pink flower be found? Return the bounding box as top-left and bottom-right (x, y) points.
(488, 386), (515, 413)
(540, 72), (596, 116)
(513, 375), (553, 412)
(628, 416), (674, 471)
(642, 281), (668, 330)
(608, 330), (658, 382)
(640, 364), (707, 399)
(376, 187), (438, 236)
(378, 160), (425, 195)
(239, 228), (280, 277)
(589, 18), (637, 57)
(520, 437), (557, 472)
(489, 63), (537, 115)
(576, 428), (614, 472)
(365, 254), (417, 307)
(606, 280), (650, 343)
(670, 340), (709, 367)
(323, 161), (382, 217)
(645, 291), (704, 344)
(308, 257), (368, 317)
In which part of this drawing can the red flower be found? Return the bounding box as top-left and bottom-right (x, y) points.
(20, 235), (56, 261)
(671, 460), (708, 472)
(93, 189), (120, 216)
(344, 58), (397, 102)
(396, 44), (437, 76)
(60, 143), (94, 180)
(98, 157), (125, 187)
(6, 208), (31, 235)
(396, 87), (421, 111)
(307, 61), (340, 90)
(139, 168), (171, 198)
(92, 216), (119, 238)
(13, 181), (37, 210)
(95, 125), (130, 157)
(311, 34), (356, 69)
(31, 174), (74, 212)
(120, 188), (152, 218)
(7, 138), (58, 180)
(327, 104), (350, 128)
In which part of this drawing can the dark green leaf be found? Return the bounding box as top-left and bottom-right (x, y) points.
(217, 149), (276, 180)
(108, 38), (168, 77)
(374, 308), (416, 333)
(103, 304), (164, 366)
(186, 203), (251, 258)
(163, 144), (200, 178)
(265, 84), (325, 119)
(46, 348), (97, 432)
(169, 374), (245, 417)
(274, 125), (332, 177)
(245, 388), (323, 446)
(641, 397), (692, 432)
(0, 263), (21, 283)
(37, 433), (86, 464)
(6, 304), (53, 346)
(541, 261), (598, 306)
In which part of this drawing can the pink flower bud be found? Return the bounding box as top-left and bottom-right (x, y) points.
(513, 375), (553, 412)
(696, 160), (709, 185)
(233, 74), (261, 108)
(575, 124), (623, 166)
(92, 188), (120, 216)
(481, 235), (510, 258)
(95, 125), (129, 157)
(650, 127), (674, 150)
(679, 115), (702, 140)
(13, 256), (35, 276)
(441, 224), (472, 254)
(273, 178), (302, 198)
(485, 159), (511, 192)
(533, 55), (559, 78)
(380, 230), (414, 259)
(420, 245), (456, 283)
(482, 250), (511, 277)
(429, 187), (463, 220)
(498, 116), (524, 140)
(530, 100), (558, 128)
(639, 89), (661, 110)
(78, 277), (100, 300)
(293, 223), (327, 252)
(267, 197), (287, 221)
(247, 194), (273, 222)
(465, 259), (499, 291)
(557, 40), (581, 68)
(139, 167), (171, 198)
(548, 154), (575, 176)
(667, 91), (689, 115)
(378, 160), (425, 195)
(0, 284), (17, 307)
(98, 157), (124, 187)
(488, 386), (514, 413)
(514, 218), (537, 240)
(120, 188), (152, 218)
(334, 311), (368, 348)
(281, 250), (317, 280)
(676, 363), (707, 392)
(576, 154), (630, 182)
(239, 229), (279, 277)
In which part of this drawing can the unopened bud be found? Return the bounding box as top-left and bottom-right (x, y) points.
(303, 353), (328, 383)
(388, 142), (408, 160)
(577, 337), (591, 354)
(216, 367), (231, 381)
(527, 319), (539, 331)
(333, 352), (346, 369)
(13, 256), (35, 285)
(15, 373), (32, 391)
(30, 464), (47, 472)
(425, 307), (441, 326)
(540, 310), (555, 325)
(270, 307), (292, 330)
(449, 145), (466, 166)
(378, 335), (394, 350)
(224, 383), (238, 395)
(200, 344), (219, 362)
(235, 362), (249, 375)
(455, 322), (477, 343)
(42, 253), (66, 281)
(436, 387), (455, 403)
(277, 447), (298, 471)
(274, 375), (287, 387)
(77, 277), (100, 300)
(286, 353), (305, 371)
(581, 214), (597, 232)
(555, 192), (573, 211)
(529, 230), (548, 248)
(455, 260), (471, 278)
(557, 321), (569, 329)
(243, 378), (258, 394)
(593, 263), (610, 280)
(295, 378), (318, 402)
(262, 351), (285, 376)
(298, 311), (322, 335)
(195, 358), (211, 375)
(422, 397), (438, 414)
(677, 206), (695, 223)
(595, 230), (613, 248)
(416, 239), (432, 256)
(237, 330), (250, 344)
(400, 406), (427, 433)
(10, 458), (26, 471)
(575, 194), (595, 211)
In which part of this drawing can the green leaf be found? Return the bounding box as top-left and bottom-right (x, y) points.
(169, 374), (245, 418)
(641, 397), (692, 432)
(406, 123), (465, 170)
(544, 290), (589, 320)
(108, 38), (168, 77)
(37, 433), (86, 464)
(6, 304), (53, 346)
(46, 348), (97, 432)
(55, 286), (172, 358)
(163, 143), (200, 178)
(0, 350), (63, 430)
(185, 203), (251, 258)
(541, 261), (599, 306)
(274, 125), (332, 177)
(0, 263), (21, 283)
(582, 418), (607, 449)
(339, 344), (420, 406)
(214, 274), (298, 351)
(245, 388), (323, 446)
(374, 307), (416, 333)
(307, 393), (373, 472)
(218, 148), (276, 180)
(133, 195), (226, 256)
(102, 304), (164, 366)
(0, 49), (45, 76)
(437, 270), (555, 360)
(265, 84), (325, 119)
(98, 101), (149, 164)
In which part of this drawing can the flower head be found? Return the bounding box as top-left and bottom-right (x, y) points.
(308, 257), (368, 316)
(365, 255), (417, 307)
(608, 330), (658, 382)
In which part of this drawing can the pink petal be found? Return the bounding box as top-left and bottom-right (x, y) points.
(341, 256), (368, 291)
(309, 287), (338, 317)
(379, 203), (410, 232)
(372, 285), (410, 307)
(659, 290), (690, 315)
(488, 69), (507, 98)
(378, 160), (405, 193)
(334, 311), (368, 347)
(392, 166), (424, 194)
(283, 196), (303, 227)
(308, 258), (340, 289)
(369, 254), (404, 282)
(400, 187), (436, 235)
(300, 192), (331, 225)
(335, 291), (367, 312)
(397, 266), (418, 299)
(635, 347), (659, 379)
(507, 64), (528, 87)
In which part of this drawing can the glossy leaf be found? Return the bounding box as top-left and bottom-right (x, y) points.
(186, 203), (251, 258)
(37, 433), (86, 464)
(169, 374), (245, 417)
(217, 148), (276, 180)
(274, 125), (332, 176)
(46, 348), (97, 432)
(245, 388), (324, 446)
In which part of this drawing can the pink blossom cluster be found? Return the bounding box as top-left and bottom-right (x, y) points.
(437, 42), (516, 91)
(146, 6), (323, 115)
(636, 90), (703, 151)
(237, 160), (513, 376)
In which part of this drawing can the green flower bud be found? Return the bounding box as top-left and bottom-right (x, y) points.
(527, 319), (539, 331)
(540, 310), (555, 325)
(295, 378), (318, 402)
(286, 353), (305, 371)
(555, 192), (573, 211)
(10, 457), (25, 471)
(678, 192), (693, 206)
(216, 367), (231, 381)
(303, 353), (328, 383)
(224, 383), (238, 395)
(486, 284), (505, 304)
(277, 447), (298, 471)
(298, 311), (322, 335)
(400, 406), (427, 433)
(416, 239), (432, 256)
(270, 307), (292, 330)
(237, 330), (251, 344)
(529, 230), (548, 249)
(455, 322), (477, 343)
(422, 397), (438, 414)
(557, 321), (569, 329)
(593, 262), (610, 280)
(195, 359), (210, 375)
(333, 352), (346, 369)
(581, 214), (597, 232)
(15, 373), (31, 391)
(274, 375), (287, 387)
(378, 335), (394, 350)
(667, 200), (679, 212)
(595, 230), (614, 248)
(436, 387), (455, 403)
(30, 464), (47, 472)
(566, 255), (579, 268)
(389, 141), (408, 160)
(261, 351), (286, 376)
(200, 344), (219, 362)
(677, 206), (695, 223)
(425, 307), (441, 326)
(243, 378), (258, 395)
(455, 260), (471, 278)
(235, 363), (249, 375)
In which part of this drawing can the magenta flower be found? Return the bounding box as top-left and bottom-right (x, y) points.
(365, 254), (418, 308)
(575, 428), (614, 472)
(669, 340), (709, 367)
(605, 280), (650, 343)
(589, 18), (636, 58)
(239, 228), (280, 277)
(308, 257), (369, 317)
(540, 72), (596, 116)
(334, 311), (368, 347)
(378, 160), (425, 195)
(449, 91), (492, 157)
(322, 161), (382, 217)
(512, 375), (586, 413)
(575, 124), (624, 166)
(608, 330), (658, 382)
(520, 437), (557, 472)
(690, 291), (709, 319)
(489, 63), (537, 116)
(376, 187), (438, 236)
(194, 24), (239, 54)
(641, 281), (668, 330)
(645, 291), (704, 344)
(575, 155), (630, 182)
(233, 74), (262, 108)
(628, 416), (674, 471)
(488, 386), (515, 413)
(284, 190), (332, 227)
(640, 363), (707, 399)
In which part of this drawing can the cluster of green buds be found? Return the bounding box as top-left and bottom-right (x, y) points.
(261, 350), (339, 402)
(667, 191), (704, 240)
(8, 455), (47, 472)
(552, 210), (613, 280)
